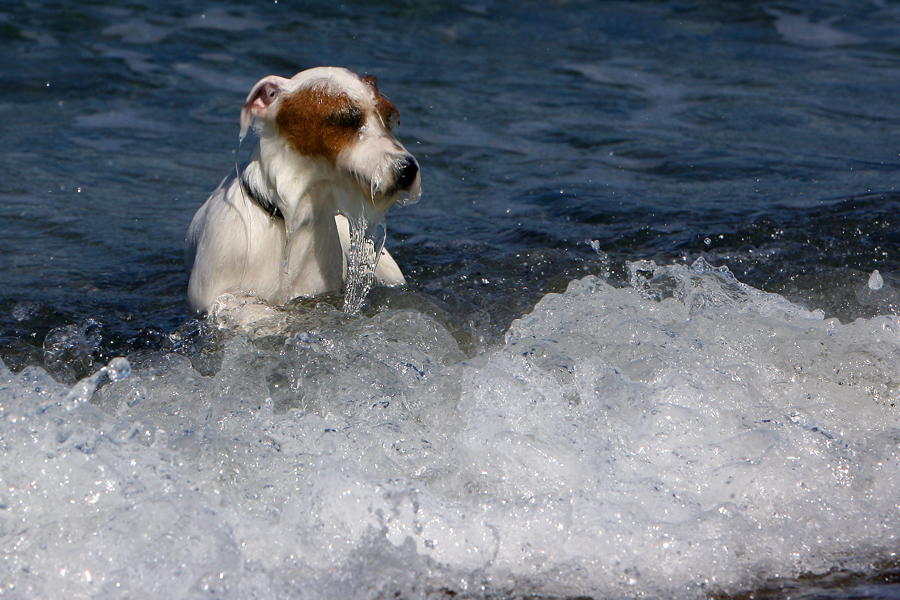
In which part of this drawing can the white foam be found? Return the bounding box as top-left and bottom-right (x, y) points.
(2, 261), (900, 598)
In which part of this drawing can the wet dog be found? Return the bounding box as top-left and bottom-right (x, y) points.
(186, 67), (421, 314)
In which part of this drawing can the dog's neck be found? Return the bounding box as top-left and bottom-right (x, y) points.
(240, 161), (282, 219)
(240, 143), (337, 234)
(238, 151), (347, 296)
(240, 145), (372, 236)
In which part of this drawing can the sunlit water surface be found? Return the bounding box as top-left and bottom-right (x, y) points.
(2, 2), (900, 599)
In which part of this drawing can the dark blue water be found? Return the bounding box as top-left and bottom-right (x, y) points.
(2, 2), (900, 598)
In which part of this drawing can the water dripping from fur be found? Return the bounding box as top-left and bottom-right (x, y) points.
(342, 210), (386, 315)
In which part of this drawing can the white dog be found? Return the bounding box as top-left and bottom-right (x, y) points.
(186, 67), (421, 314)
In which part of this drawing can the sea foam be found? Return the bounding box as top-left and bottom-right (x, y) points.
(1, 260), (899, 599)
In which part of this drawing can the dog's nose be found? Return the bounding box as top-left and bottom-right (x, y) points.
(396, 157), (419, 190)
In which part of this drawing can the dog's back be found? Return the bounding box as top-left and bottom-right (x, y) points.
(186, 173), (294, 313)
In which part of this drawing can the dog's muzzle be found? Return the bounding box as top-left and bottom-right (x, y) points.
(368, 153), (421, 208)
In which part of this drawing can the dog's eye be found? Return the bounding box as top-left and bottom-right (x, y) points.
(326, 105), (363, 130)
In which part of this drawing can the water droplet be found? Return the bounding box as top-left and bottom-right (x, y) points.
(105, 357), (131, 382)
(868, 269), (884, 291)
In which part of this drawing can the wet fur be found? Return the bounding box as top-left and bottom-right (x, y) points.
(186, 67), (421, 314)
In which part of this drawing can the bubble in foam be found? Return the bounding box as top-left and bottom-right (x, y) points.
(43, 318), (103, 383)
(105, 357), (132, 381)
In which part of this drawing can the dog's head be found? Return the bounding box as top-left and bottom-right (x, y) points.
(240, 67), (421, 211)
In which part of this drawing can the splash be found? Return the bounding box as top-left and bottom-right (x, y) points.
(64, 357), (132, 410)
(342, 209), (386, 315)
(4, 262), (900, 599)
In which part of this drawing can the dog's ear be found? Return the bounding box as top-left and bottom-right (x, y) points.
(240, 75), (292, 140)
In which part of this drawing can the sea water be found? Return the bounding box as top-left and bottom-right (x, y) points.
(3, 1), (900, 598)
(2, 260), (900, 599)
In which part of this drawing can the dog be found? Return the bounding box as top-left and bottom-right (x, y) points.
(186, 67), (421, 315)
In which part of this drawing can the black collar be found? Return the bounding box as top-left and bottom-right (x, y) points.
(240, 169), (283, 219)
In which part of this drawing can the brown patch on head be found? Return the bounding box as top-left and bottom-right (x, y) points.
(275, 83), (363, 163)
(362, 75), (400, 130)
